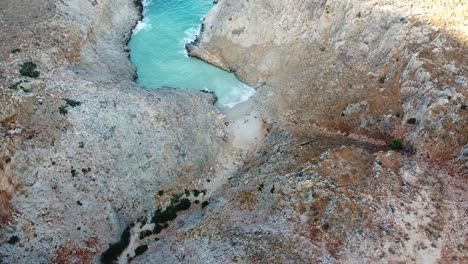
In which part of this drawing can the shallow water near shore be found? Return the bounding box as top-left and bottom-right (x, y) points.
(128, 0), (255, 110)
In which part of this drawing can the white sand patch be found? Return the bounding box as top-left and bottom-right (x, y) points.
(224, 99), (268, 151)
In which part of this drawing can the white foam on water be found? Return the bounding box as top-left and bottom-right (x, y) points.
(133, 0), (153, 34)
(179, 26), (200, 56)
(133, 18), (152, 34)
(129, 0), (256, 111)
(217, 84), (256, 110)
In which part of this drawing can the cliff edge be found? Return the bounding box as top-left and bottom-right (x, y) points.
(1, 0), (233, 262)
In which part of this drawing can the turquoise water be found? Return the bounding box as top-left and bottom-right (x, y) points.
(128, 0), (255, 110)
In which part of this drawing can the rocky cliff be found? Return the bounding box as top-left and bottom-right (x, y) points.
(1, 0), (231, 262)
(1, 0), (467, 263)
(183, 0), (467, 263)
(189, 0), (467, 168)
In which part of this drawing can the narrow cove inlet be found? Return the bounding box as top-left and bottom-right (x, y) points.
(128, 0), (255, 110)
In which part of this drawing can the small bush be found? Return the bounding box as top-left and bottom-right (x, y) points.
(64, 99), (82, 107)
(21, 87), (32, 93)
(10, 48), (21, 54)
(139, 230), (152, 239)
(407, 118), (417, 124)
(201, 201), (210, 209)
(151, 208), (177, 224)
(7, 236), (20, 245)
(100, 227), (131, 264)
(170, 193), (182, 204)
(59, 106), (68, 115)
(173, 198), (191, 211)
(152, 224), (164, 234)
(257, 183), (264, 191)
(134, 245), (148, 256)
(19, 61), (40, 78)
(8, 81), (23, 90)
(7, 81), (30, 92)
(388, 139), (404, 150)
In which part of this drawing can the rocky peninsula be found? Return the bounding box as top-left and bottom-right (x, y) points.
(1, 0), (466, 263)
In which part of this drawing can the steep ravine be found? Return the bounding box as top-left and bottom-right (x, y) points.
(0, 0), (466, 263)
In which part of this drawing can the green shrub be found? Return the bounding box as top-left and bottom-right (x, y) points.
(64, 99), (82, 107)
(173, 198), (191, 211)
(8, 81), (22, 90)
(388, 139), (404, 150)
(100, 226), (131, 264)
(8, 81), (31, 92)
(201, 201), (210, 208)
(19, 61), (40, 78)
(134, 245), (148, 256)
(7, 236), (19, 245)
(407, 118), (417, 124)
(59, 106), (68, 115)
(257, 183), (264, 191)
(10, 48), (21, 54)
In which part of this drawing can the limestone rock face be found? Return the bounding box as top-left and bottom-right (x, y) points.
(139, 129), (466, 263)
(0, 0), (227, 262)
(189, 0), (467, 167)
(1, 0), (466, 263)
(168, 0), (467, 262)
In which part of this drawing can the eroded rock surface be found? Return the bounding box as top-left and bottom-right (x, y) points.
(1, 0), (229, 262)
(188, 0), (467, 167)
(177, 0), (467, 263)
(1, 0), (467, 263)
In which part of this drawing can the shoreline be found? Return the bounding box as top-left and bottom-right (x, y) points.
(124, 0), (264, 153)
(125, 0), (144, 81)
(125, 0), (143, 48)
(130, 0), (256, 112)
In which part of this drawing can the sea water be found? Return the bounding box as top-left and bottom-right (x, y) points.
(128, 0), (255, 110)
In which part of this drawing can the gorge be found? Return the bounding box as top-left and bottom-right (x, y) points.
(0, 0), (466, 263)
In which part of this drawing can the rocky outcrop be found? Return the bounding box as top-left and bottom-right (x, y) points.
(188, 0), (467, 168)
(178, 0), (466, 263)
(0, 0), (230, 262)
(139, 129), (466, 263)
